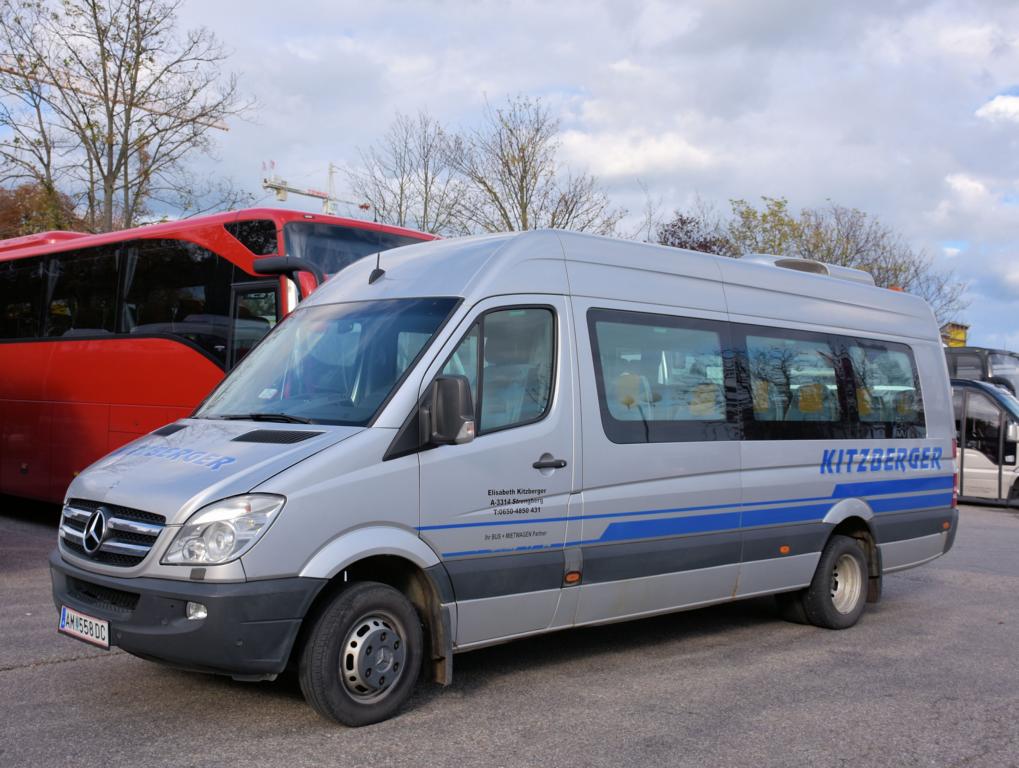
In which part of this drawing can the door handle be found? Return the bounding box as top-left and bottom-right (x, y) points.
(533, 457), (567, 470)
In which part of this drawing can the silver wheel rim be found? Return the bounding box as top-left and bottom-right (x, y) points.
(830, 553), (863, 614)
(339, 611), (407, 702)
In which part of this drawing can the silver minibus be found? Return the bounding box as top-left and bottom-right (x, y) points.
(51, 231), (958, 725)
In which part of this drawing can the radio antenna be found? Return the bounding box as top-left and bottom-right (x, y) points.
(369, 249), (385, 284)
(368, 224), (385, 284)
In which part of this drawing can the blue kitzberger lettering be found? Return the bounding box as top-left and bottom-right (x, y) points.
(119, 441), (236, 471)
(820, 446), (942, 474)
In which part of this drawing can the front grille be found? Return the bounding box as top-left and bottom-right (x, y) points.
(66, 576), (139, 613)
(66, 499), (165, 525)
(60, 499), (166, 568)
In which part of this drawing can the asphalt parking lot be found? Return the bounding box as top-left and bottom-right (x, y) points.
(2, 502), (1018, 768)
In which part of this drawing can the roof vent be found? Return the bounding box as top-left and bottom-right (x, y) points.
(742, 253), (875, 286)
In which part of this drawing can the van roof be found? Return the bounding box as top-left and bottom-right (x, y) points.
(305, 229), (937, 339)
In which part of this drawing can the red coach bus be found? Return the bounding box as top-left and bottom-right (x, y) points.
(0, 208), (435, 503)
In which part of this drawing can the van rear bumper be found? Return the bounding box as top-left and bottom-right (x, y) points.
(49, 549), (326, 679)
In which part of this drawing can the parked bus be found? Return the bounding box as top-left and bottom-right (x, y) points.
(0, 208), (434, 503)
(952, 377), (1019, 504)
(50, 232), (957, 726)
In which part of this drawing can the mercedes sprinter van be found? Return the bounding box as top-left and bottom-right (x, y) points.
(51, 231), (958, 726)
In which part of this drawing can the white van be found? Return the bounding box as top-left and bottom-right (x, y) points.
(51, 231), (958, 726)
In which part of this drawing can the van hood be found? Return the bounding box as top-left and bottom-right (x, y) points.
(66, 419), (363, 525)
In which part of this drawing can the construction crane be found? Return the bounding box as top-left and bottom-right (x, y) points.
(261, 162), (371, 217)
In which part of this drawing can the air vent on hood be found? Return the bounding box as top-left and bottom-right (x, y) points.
(232, 429), (324, 444)
(152, 423), (187, 437)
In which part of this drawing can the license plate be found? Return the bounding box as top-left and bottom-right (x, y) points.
(58, 605), (109, 649)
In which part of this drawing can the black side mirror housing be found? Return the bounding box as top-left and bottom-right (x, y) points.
(253, 256), (327, 287)
(424, 375), (475, 446)
(988, 376), (1016, 396)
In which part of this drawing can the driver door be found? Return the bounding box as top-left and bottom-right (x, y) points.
(417, 295), (579, 647)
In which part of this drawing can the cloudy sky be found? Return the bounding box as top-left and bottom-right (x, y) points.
(178, 0), (1019, 348)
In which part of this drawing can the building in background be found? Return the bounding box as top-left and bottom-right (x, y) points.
(941, 322), (969, 348)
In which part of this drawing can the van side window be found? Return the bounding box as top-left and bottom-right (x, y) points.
(588, 308), (737, 444)
(847, 340), (925, 438)
(442, 324), (480, 396)
(745, 333), (841, 422)
(441, 307), (554, 434)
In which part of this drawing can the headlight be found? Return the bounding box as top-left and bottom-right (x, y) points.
(162, 494), (284, 565)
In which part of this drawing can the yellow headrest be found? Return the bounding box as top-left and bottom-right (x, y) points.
(752, 380), (771, 413)
(616, 373), (645, 410)
(797, 383), (825, 413)
(895, 391), (914, 414)
(857, 387), (872, 416)
(690, 383), (719, 416)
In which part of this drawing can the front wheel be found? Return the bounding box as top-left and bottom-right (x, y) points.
(801, 534), (869, 629)
(299, 581), (423, 726)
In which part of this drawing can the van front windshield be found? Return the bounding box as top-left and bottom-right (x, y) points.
(196, 298), (458, 426)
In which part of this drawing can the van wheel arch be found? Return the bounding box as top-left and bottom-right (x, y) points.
(829, 516), (882, 604)
(775, 515), (881, 624)
(295, 555), (454, 686)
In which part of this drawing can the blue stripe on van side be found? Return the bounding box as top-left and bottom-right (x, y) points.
(831, 475), (954, 498)
(597, 511), (741, 543)
(418, 474), (954, 533)
(440, 498), (953, 557)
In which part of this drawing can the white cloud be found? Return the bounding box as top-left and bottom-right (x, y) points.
(560, 129), (716, 178)
(976, 94), (1019, 124)
(946, 173), (992, 206)
(169, 0), (1019, 338)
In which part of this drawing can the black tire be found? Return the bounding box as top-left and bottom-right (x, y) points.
(299, 581), (423, 727)
(800, 534), (869, 629)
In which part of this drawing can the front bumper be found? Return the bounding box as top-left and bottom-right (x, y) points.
(50, 549), (326, 678)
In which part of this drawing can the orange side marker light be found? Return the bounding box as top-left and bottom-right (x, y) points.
(564, 571), (582, 585)
(779, 545), (791, 555)
(942, 521), (951, 531)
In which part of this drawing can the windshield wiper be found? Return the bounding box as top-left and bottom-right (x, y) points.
(215, 413), (315, 424)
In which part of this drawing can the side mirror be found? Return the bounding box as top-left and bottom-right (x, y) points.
(988, 376), (1017, 396)
(425, 375), (475, 446)
(1008, 422), (1019, 444)
(253, 256), (326, 296)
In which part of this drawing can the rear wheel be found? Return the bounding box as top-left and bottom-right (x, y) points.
(299, 581), (423, 726)
(777, 534), (868, 629)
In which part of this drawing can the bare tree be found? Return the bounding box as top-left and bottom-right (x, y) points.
(448, 96), (624, 234)
(793, 201), (967, 323)
(0, 0), (249, 232)
(626, 179), (665, 243)
(347, 111), (465, 235)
